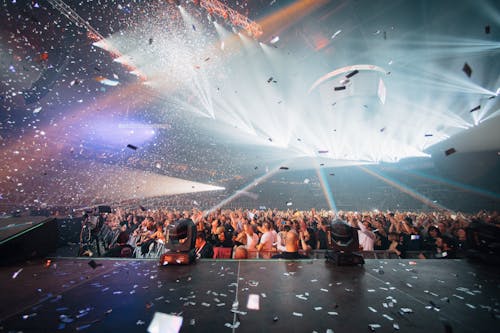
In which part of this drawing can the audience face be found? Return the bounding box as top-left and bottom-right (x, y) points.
(195, 236), (204, 248)
(428, 227), (439, 238)
(456, 228), (467, 241)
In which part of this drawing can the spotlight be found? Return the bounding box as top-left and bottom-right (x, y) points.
(161, 218), (197, 265)
(325, 219), (365, 266)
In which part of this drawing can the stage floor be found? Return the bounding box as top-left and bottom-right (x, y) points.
(0, 258), (498, 333)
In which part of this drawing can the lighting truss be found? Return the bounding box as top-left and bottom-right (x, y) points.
(196, 0), (263, 38)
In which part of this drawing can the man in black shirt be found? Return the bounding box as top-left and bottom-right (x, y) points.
(316, 219), (330, 249)
(195, 231), (214, 259)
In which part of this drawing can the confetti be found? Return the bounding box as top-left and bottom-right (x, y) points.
(12, 268), (23, 279)
(247, 294), (260, 310)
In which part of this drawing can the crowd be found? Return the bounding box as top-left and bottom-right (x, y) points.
(88, 207), (500, 260)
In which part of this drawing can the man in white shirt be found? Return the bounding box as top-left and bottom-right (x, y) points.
(357, 219), (376, 251)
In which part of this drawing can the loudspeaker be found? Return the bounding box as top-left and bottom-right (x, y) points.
(165, 219), (196, 252)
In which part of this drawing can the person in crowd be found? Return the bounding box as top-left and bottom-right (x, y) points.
(213, 226), (234, 248)
(387, 232), (405, 258)
(243, 223), (259, 251)
(423, 225), (441, 251)
(402, 224), (423, 252)
(195, 231), (214, 259)
(357, 218), (376, 251)
(373, 219), (389, 250)
(104, 221), (132, 257)
(454, 228), (469, 255)
(433, 236), (455, 259)
(137, 217), (158, 256)
(234, 245), (248, 259)
(272, 230), (309, 259)
(316, 219), (330, 250)
(257, 221), (274, 254)
(277, 224), (291, 251)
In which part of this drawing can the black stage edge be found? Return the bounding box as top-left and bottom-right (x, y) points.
(0, 217), (58, 266)
(0, 258), (498, 333)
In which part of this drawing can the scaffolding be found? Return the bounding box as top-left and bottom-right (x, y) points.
(197, 0), (263, 38)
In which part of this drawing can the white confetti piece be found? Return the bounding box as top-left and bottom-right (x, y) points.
(383, 314), (393, 321)
(230, 309), (247, 315)
(147, 312), (183, 333)
(22, 313), (37, 320)
(320, 288), (329, 292)
(247, 294), (260, 310)
(367, 289), (376, 292)
(466, 303), (476, 309)
(368, 307), (377, 313)
(12, 268), (23, 279)
(292, 312), (303, 317)
(224, 321), (240, 329)
(393, 323), (400, 330)
(201, 302), (210, 307)
(314, 307), (323, 311)
(76, 324), (91, 331)
(328, 312), (338, 316)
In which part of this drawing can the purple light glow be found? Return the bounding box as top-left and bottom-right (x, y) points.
(84, 117), (156, 148)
